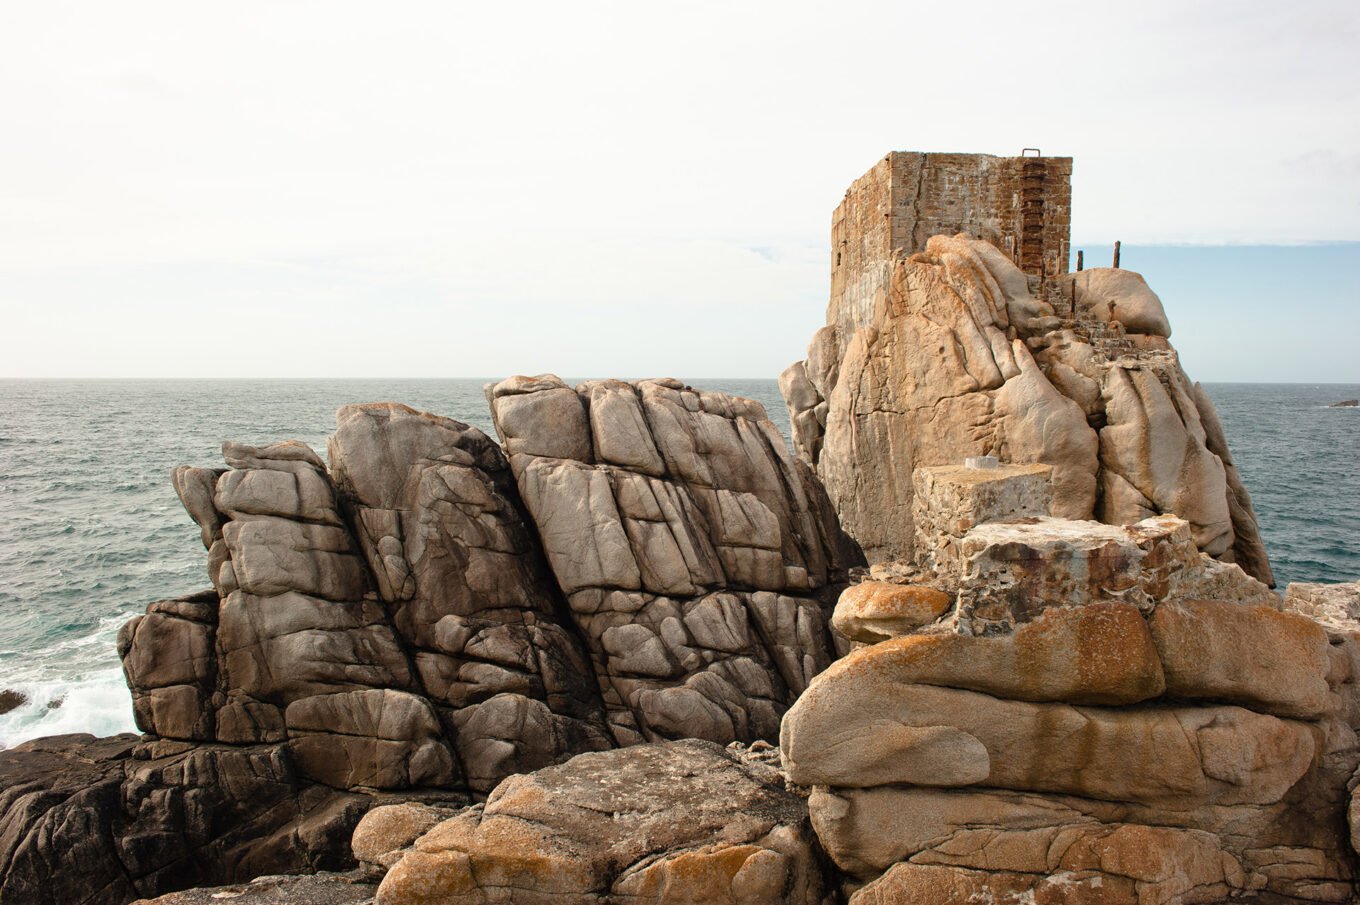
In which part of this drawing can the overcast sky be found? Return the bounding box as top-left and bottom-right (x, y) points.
(1, 0), (1357, 380)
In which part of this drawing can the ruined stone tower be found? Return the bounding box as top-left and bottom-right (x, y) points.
(829, 151), (1072, 340)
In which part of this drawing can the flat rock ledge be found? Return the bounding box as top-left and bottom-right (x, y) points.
(367, 739), (828, 905)
(130, 872), (379, 905)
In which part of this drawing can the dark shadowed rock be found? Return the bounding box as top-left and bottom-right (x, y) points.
(0, 734), (460, 905)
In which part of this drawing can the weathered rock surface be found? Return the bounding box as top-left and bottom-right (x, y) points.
(489, 376), (855, 746)
(784, 466), (1359, 903)
(784, 222), (1274, 587)
(327, 402), (614, 790)
(0, 734), (448, 905)
(371, 740), (829, 905)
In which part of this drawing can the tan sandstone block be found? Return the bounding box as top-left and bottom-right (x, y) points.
(831, 582), (953, 642)
(1151, 598), (1334, 719)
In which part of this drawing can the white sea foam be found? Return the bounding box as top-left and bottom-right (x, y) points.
(0, 665), (137, 749)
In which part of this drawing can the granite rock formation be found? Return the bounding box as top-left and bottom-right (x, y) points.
(367, 740), (829, 905)
(488, 376), (854, 746)
(782, 464), (1358, 904)
(783, 225), (1274, 586)
(40, 384), (853, 903)
(122, 388), (851, 782)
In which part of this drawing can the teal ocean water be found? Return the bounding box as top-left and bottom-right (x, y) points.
(0, 379), (1356, 747)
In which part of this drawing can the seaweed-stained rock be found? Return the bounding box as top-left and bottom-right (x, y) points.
(784, 468), (1356, 904)
(372, 740), (829, 905)
(0, 734), (440, 905)
(784, 215), (1273, 587)
(489, 375), (855, 746)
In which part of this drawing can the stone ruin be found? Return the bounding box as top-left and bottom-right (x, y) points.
(782, 150), (1274, 586)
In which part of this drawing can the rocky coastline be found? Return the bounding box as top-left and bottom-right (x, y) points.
(3, 151), (1358, 905)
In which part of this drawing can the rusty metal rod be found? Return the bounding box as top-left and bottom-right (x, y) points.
(1076, 250), (1083, 272)
(1113, 241), (1121, 269)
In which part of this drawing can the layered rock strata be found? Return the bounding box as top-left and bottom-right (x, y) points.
(488, 376), (854, 745)
(367, 740), (830, 905)
(783, 228), (1274, 586)
(783, 465), (1358, 904)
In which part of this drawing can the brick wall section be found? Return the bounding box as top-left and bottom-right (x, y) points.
(828, 152), (1072, 339)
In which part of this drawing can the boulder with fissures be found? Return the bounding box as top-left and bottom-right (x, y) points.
(371, 740), (829, 905)
(784, 493), (1357, 903)
(784, 232), (1274, 586)
(327, 402), (614, 789)
(488, 374), (855, 746)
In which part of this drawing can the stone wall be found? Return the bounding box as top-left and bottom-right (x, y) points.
(828, 151), (1072, 342)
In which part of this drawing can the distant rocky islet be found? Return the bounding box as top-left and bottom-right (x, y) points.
(2, 151), (1359, 905)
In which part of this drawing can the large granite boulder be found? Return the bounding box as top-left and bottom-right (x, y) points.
(783, 466), (1358, 904)
(369, 740), (830, 905)
(783, 233), (1274, 586)
(488, 376), (857, 746)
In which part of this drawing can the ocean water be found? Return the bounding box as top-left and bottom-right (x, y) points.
(0, 379), (1356, 748)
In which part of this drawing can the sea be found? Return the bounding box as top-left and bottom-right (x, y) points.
(0, 379), (1356, 749)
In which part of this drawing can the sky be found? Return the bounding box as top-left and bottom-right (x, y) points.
(1, 0), (1357, 381)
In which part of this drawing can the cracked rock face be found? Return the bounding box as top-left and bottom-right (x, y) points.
(782, 233), (1274, 587)
(327, 402), (614, 791)
(488, 376), (856, 746)
(784, 468), (1359, 905)
(111, 385), (855, 900)
(369, 740), (829, 905)
(123, 387), (853, 799)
